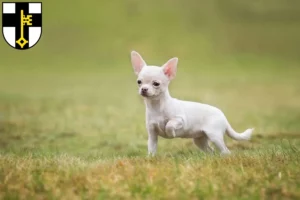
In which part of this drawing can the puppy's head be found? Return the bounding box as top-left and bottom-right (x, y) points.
(130, 51), (178, 98)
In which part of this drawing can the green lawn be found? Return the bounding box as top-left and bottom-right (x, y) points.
(1, 0), (300, 199)
(0, 57), (300, 199)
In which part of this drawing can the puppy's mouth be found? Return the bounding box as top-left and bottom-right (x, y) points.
(140, 91), (152, 97)
(141, 92), (149, 97)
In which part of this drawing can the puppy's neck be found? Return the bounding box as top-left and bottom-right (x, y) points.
(144, 89), (172, 111)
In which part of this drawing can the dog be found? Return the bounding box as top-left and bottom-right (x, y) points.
(130, 51), (254, 156)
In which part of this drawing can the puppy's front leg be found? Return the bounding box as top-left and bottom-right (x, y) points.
(165, 118), (184, 138)
(147, 125), (158, 156)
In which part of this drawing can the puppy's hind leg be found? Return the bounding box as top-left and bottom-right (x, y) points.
(193, 136), (214, 153)
(206, 131), (231, 155)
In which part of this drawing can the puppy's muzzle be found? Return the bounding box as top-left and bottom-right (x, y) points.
(141, 88), (148, 96)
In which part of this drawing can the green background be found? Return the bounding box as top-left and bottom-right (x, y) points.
(0, 1), (300, 199)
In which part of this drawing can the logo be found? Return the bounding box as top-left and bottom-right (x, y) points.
(2, 2), (42, 50)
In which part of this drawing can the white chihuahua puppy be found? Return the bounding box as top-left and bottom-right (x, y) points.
(130, 51), (254, 156)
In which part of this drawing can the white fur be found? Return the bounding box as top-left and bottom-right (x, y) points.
(130, 51), (254, 156)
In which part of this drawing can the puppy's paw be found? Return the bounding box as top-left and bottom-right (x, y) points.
(147, 152), (156, 157)
(165, 125), (176, 138)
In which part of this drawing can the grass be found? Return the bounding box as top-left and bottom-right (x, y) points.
(0, 57), (300, 199)
(1, 0), (300, 198)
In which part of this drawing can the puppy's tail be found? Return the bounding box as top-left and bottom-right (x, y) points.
(226, 121), (254, 141)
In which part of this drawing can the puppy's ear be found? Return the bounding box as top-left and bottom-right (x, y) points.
(131, 51), (146, 75)
(162, 57), (178, 80)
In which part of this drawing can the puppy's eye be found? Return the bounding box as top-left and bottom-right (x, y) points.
(137, 80), (142, 84)
(153, 81), (160, 86)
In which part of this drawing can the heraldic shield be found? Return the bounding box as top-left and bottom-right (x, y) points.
(2, 2), (42, 50)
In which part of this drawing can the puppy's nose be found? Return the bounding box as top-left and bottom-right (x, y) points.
(141, 88), (148, 92)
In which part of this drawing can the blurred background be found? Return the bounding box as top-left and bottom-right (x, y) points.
(0, 0), (300, 156)
(1, 0), (300, 67)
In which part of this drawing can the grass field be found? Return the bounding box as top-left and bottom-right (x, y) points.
(1, 57), (300, 199)
(1, 0), (300, 199)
